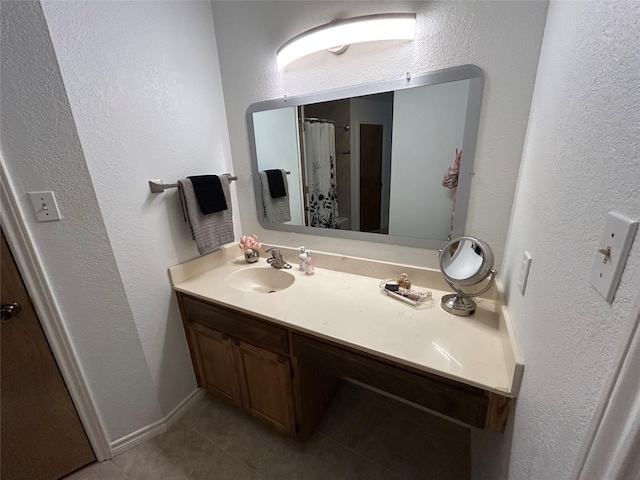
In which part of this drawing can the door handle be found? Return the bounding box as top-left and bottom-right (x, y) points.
(1, 303), (21, 321)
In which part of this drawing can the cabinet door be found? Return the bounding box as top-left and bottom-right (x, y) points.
(234, 341), (296, 435)
(188, 322), (242, 406)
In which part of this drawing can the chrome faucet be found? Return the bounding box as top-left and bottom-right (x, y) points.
(266, 248), (291, 269)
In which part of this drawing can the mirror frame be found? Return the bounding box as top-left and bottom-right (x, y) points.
(246, 64), (484, 250)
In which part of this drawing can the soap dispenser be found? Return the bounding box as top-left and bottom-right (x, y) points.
(304, 250), (315, 275)
(298, 246), (307, 271)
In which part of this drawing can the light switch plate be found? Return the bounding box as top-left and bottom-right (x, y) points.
(28, 191), (61, 222)
(589, 211), (638, 303)
(518, 252), (532, 295)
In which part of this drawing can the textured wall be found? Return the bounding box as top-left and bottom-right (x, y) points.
(482, 1), (640, 479)
(0, 0), (163, 442)
(211, 0), (548, 269)
(40, 0), (238, 416)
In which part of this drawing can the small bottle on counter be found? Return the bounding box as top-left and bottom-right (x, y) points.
(304, 250), (315, 275)
(298, 246), (307, 271)
(397, 273), (411, 289)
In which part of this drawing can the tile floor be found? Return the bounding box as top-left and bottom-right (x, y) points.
(65, 382), (470, 480)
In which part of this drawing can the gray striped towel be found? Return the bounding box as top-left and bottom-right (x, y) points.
(178, 176), (234, 255)
(259, 170), (291, 223)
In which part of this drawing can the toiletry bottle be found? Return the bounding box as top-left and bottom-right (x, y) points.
(298, 246), (307, 272)
(304, 250), (315, 275)
(398, 273), (411, 289)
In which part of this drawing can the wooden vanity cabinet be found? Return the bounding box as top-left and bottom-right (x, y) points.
(233, 340), (296, 435)
(179, 294), (311, 437)
(187, 322), (242, 407)
(177, 292), (511, 438)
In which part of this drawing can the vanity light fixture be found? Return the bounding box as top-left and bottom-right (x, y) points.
(276, 13), (416, 70)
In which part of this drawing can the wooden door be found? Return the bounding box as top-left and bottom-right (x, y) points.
(1, 231), (95, 480)
(188, 322), (242, 406)
(234, 341), (296, 435)
(359, 124), (384, 232)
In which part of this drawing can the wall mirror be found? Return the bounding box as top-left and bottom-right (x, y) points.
(247, 65), (484, 249)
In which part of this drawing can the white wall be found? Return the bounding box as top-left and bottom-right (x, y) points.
(211, 0), (548, 269)
(253, 108), (305, 225)
(389, 80), (469, 240)
(0, 0), (163, 442)
(474, 1), (640, 479)
(40, 0), (238, 419)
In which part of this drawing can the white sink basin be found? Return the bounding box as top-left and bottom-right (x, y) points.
(225, 267), (295, 294)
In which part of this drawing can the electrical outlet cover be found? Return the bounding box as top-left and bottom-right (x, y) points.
(518, 252), (532, 295)
(589, 211), (638, 303)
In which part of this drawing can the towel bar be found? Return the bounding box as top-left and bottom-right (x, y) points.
(149, 174), (238, 193)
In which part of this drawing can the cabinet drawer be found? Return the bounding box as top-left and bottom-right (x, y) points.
(292, 333), (489, 428)
(181, 295), (289, 355)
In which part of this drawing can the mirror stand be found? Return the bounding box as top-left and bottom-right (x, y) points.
(441, 271), (496, 316)
(439, 236), (496, 316)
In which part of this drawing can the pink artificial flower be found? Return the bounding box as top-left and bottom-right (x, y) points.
(239, 234), (262, 253)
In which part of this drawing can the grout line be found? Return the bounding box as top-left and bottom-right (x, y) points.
(108, 459), (133, 479)
(179, 419), (269, 480)
(315, 431), (406, 480)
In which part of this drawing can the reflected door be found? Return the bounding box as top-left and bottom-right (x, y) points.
(359, 124), (384, 232)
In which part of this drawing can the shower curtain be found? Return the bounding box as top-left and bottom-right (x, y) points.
(304, 121), (339, 228)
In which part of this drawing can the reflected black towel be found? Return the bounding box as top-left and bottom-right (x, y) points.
(265, 169), (287, 198)
(187, 175), (228, 214)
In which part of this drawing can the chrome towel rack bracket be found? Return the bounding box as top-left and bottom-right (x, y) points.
(149, 173), (238, 194)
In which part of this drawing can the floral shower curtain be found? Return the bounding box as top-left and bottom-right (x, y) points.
(304, 121), (339, 228)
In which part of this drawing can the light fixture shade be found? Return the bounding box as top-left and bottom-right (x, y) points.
(276, 13), (416, 70)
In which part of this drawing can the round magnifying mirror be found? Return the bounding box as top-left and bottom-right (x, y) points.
(439, 237), (496, 316)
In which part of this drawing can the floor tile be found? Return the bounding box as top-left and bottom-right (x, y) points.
(181, 393), (265, 453)
(184, 393), (401, 480)
(317, 382), (471, 480)
(63, 460), (129, 479)
(73, 383), (471, 480)
(239, 432), (402, 480)
(113, 421), (259, 480)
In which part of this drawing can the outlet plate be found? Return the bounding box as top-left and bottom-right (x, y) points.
(28, 191), (61, 222)
(589, 211), (638, 303)
(518, 252), (532, 295)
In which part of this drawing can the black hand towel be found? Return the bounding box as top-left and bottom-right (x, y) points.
(265, 169), (287, 198)
(187, 175), (228, 214)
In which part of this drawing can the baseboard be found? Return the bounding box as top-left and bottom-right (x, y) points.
(164, 387), (207, 429)
(110, 388), (206, 457)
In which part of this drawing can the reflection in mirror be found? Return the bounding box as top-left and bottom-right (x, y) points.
(441, 238), (485, 283)
(439, 236), (496, 316)
(247, 65), (484, 250)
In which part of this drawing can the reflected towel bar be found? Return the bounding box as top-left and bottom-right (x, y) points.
(303, 117), (350, 131)
(250, 170), (292, 180)
(149, 173), (238, 194)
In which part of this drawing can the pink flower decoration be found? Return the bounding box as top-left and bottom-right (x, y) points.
(239, 234), (262, 254)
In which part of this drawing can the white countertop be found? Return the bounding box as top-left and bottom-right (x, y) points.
(169, 244), (523, 398)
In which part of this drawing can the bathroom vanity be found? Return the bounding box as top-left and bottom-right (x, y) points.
(169, 244), (522, 440)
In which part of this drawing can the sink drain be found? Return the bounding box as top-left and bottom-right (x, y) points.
(268, 290), (276, 294)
